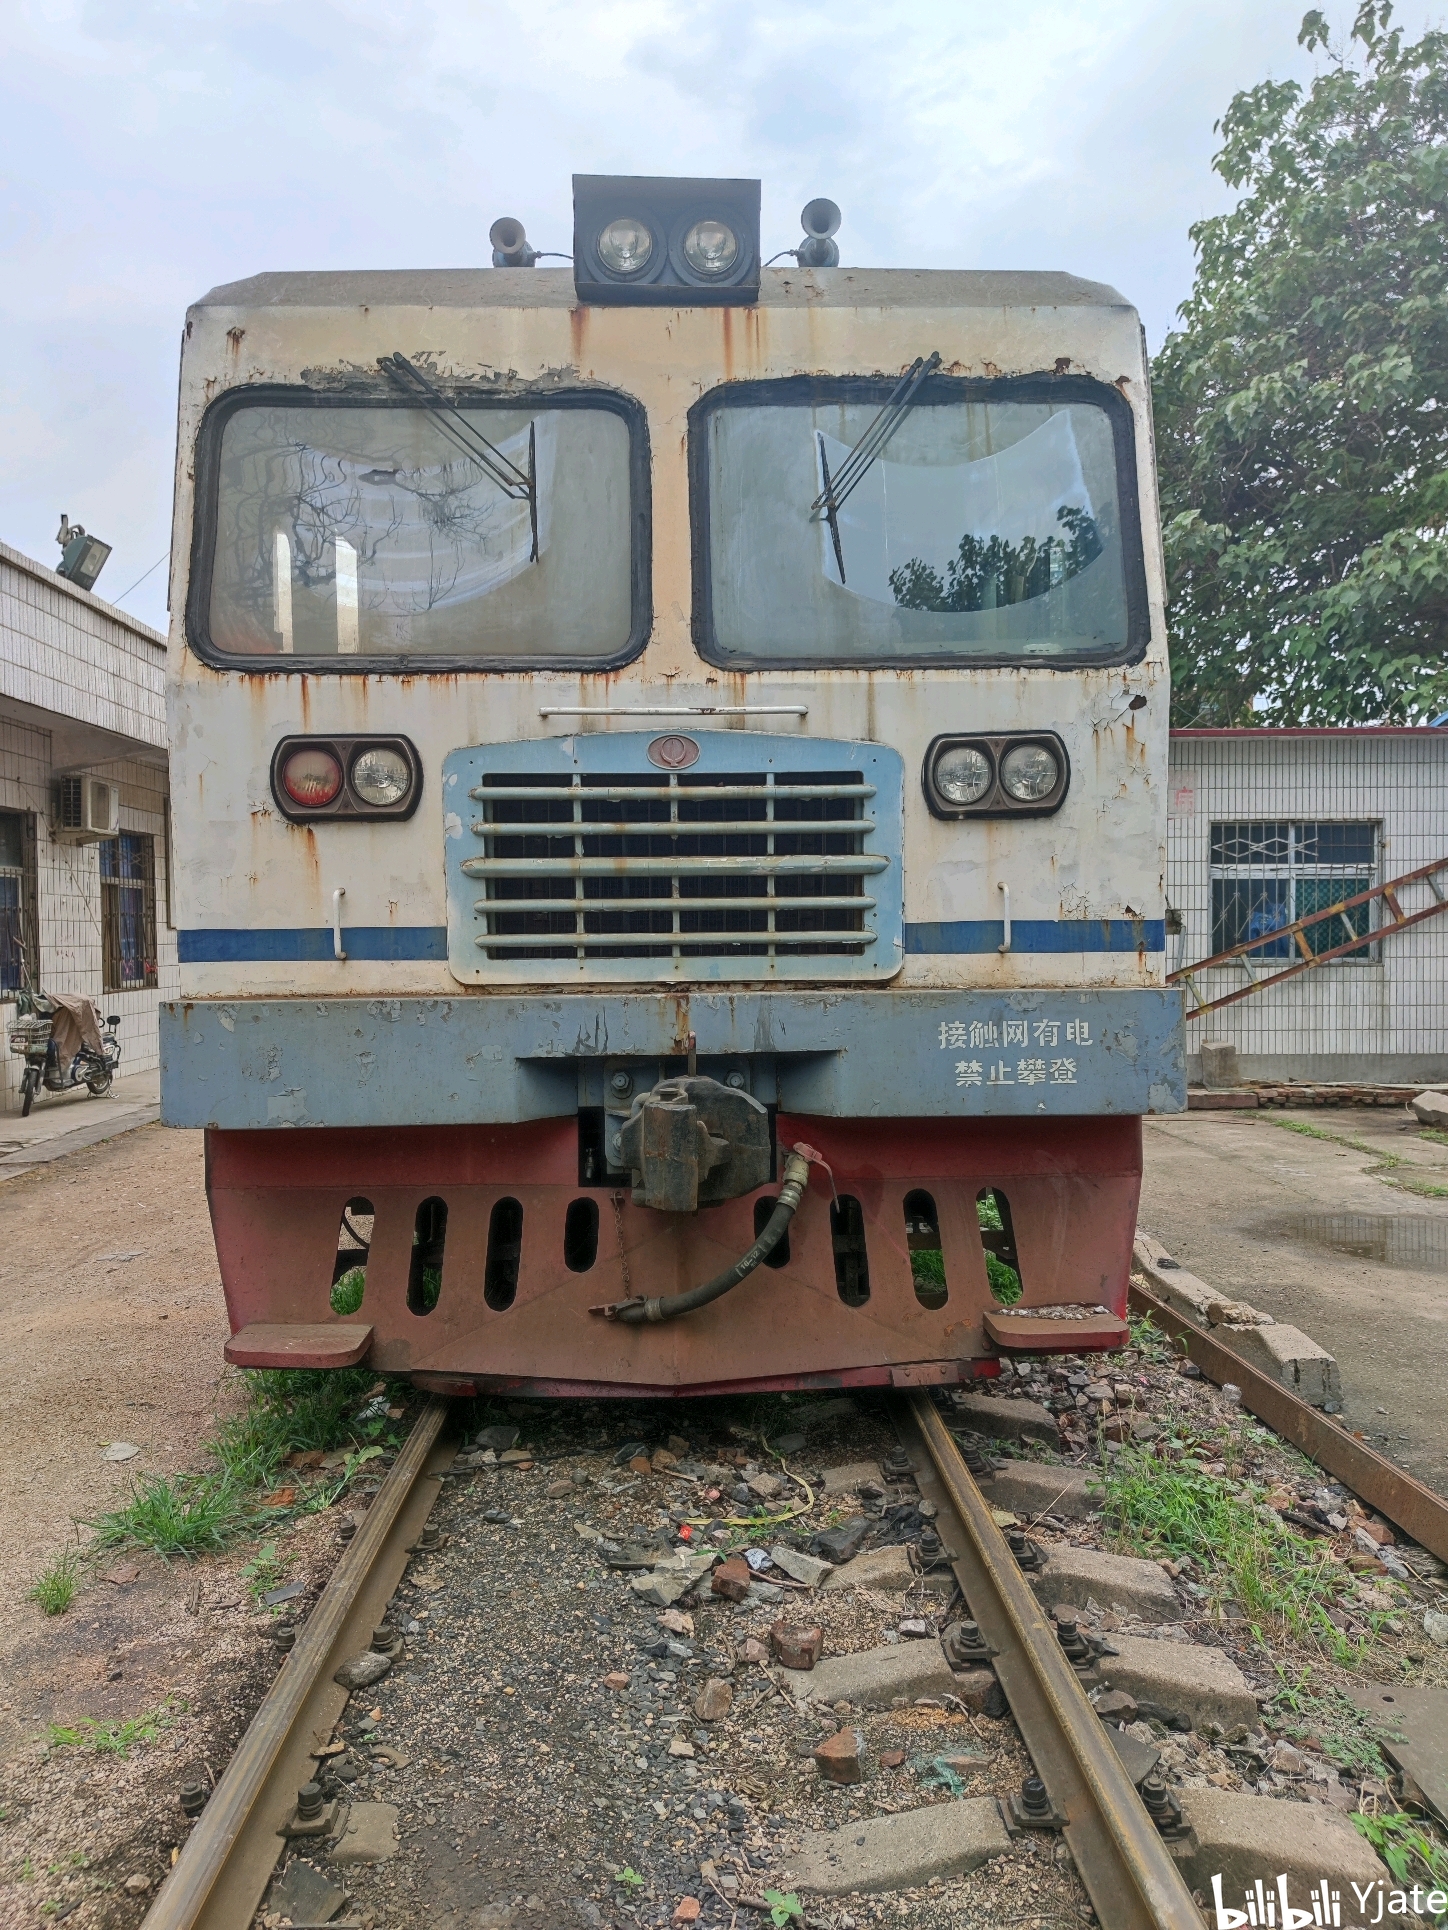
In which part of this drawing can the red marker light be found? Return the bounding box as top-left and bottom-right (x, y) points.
(281, 746), (343, 808)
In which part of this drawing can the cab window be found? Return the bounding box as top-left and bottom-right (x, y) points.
(691, 373), (1146, 669)
(191, 388), (648, 668)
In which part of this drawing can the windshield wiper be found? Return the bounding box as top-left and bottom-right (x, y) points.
(378, 353), (538, 561)
(809, 351), (942, 584)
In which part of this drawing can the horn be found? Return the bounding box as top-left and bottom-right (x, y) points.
(489, 217), (536, 266)
(800, 198), (841, 240)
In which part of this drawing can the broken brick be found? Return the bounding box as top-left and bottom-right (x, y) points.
(711, 1558), (752, 1603)
(814, 1728), (863, 1784)
(771, 1622), (824, 1671)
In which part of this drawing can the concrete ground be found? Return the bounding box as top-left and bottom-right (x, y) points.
(1141, 1105), (1448, 1500)
(0, 1065), (160, 1178)
(0, 1117), (230, 1745)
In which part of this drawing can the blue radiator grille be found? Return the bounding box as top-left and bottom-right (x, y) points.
(443, 734), (904, 984)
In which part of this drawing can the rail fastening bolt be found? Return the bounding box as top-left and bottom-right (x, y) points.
(959, 1440), (991, 1478)
(296, 1781), (325, 1821)
(371, 1624), (397, 1653)
(1020, 1777), (1052, 1820)
(338, 1517), (357, 1543)
(179, 1777), (207, 1818)
(272, 1623), (296, 1652)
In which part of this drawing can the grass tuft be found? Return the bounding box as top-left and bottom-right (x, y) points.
(90, 1470), (255, 1560)
(1101, 1443), (1354, 1647)
(47, 1700), (178, 1757)
(1263, 1115), (1448, 1199)
(27, 1549), (81, 1616)
(1354, 1811), (1448, 1912)
(88, 1366), (404, 1558)
(330, 1266), (366, 1315)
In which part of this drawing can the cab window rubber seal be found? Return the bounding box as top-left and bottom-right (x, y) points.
(686, 369), (1151, 673)
(184, 380), (653, 676)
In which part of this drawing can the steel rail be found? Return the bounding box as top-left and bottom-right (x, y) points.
(897, 1392), (1202, 1930)
(1129, 1277), (1448, 1568)
(141, 1398), (455, 1930)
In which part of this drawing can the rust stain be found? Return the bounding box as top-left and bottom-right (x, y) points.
(720, 306), (734, 381)
(569, 306), (589, 370)
(227, 327), (246, 355)
(1053, 356), (1071, 375)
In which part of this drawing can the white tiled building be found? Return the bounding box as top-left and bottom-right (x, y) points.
(0, 539), (176, 1111)
(1168, 728), (1448, 1086)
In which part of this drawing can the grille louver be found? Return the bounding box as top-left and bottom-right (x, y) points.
(463, 770), (884, 962)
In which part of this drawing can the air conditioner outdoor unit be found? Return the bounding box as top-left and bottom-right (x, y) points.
(54, 775), (120, 843)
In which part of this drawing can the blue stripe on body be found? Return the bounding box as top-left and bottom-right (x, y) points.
(903, 919), (1165, 955)
(179, 920), (1163, 963)
(178, 927), (449, 963)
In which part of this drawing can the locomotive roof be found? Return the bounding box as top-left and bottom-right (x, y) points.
(192, 266), (1133, 314)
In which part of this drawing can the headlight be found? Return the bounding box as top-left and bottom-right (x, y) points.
(934, 745), (992, 805)
(281, 746), (343, 808)
(923, 732), (1068, 818)
(271, 735), (421, 821)
(597, 216), (653, 276)
(1001, 743), (1061, 802)
(683, 218), (739, 277)
(351, 746), (412, 808)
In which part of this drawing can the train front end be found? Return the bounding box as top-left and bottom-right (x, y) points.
(161, 178), (1185, 1397)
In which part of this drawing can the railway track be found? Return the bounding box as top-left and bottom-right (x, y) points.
(140, 1355), (1448, 1930)
(140, 1399), (457, 1930)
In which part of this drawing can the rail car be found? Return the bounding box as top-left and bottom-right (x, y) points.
(159, 173), (1186, 1398)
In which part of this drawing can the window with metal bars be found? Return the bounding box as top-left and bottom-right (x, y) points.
(1209, 820), (1378, 961)
(101, 831), (159, 990)
(469, 769), (879, 961)
(0, 811), (38, 994)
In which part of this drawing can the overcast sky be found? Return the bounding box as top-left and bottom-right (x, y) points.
(0, 2), (1406, 632)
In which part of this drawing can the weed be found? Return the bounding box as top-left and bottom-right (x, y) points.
(1267, 1666), (1396, 1776)
(615, 1868), (645, 1890)
(909, 1247), (948, 1309)
(241, 1542), (288, 1600)
(985, 1253), (1023, 1303)
(1101, 1445), (1352, 1645)
(1417, 1127), (1448, 1149)
(47, 1700), (177, 1757)
(976, 1192), (1023, 1302)
(89, 1470), (255, 1559)
(1355, 1811), (1448, 1917)
(1262, 1117), (1448, 1200)
(27, 1549), (81, 1616)
(330, 1266), (366, 1315)
(764, 1892), (804, 1927)
(210, 1365), (391, 1490)
(1126, 1309), (1173, 1362)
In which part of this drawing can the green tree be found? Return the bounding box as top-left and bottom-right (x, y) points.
(1154, 3), (1448, 724)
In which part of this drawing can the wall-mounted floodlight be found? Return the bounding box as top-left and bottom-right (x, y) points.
(797, 198), (841, 268)
(490, 217), (538, 267)
(573, 174), (761, 306)
(54, 515), (111, 593)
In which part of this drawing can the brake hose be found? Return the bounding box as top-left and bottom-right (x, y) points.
(591, 1150), (814, 1324)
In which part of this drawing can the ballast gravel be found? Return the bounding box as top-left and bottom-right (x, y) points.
(316, 1397), (1091, 1930)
